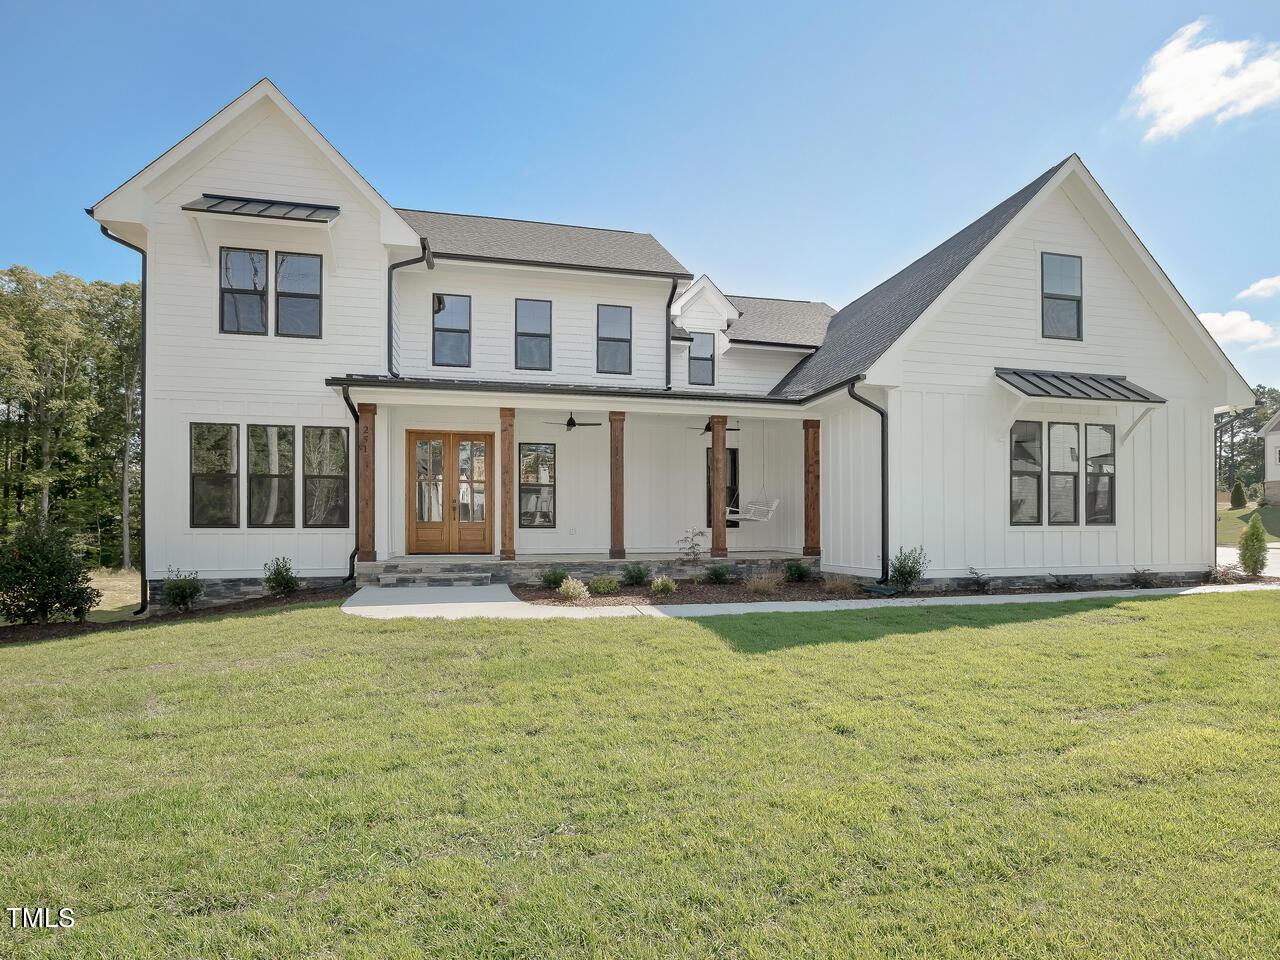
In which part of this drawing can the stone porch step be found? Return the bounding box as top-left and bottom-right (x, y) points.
(377, 572), (493, 588)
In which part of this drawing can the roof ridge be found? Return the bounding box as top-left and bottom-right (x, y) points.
(394, 207), (643, 235)
(725, 294), (829, 306)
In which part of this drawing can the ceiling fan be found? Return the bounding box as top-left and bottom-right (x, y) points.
(543, 412), (603, 431)
(687, 418), (742, 435)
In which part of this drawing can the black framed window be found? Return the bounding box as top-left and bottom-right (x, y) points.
(596, 305), (632, 374)
(220, 248), (267, 334)
(1042, 252), (1082, 340)
(706, 447), (740, 529)
(191, 423), (239, 527)
(518, 442), (556, 528)
(247, 425), (295, 527)
(1047, 422), (1079, 525)
(689, 332), (715, 386)
(1010, 420), (1042, 525)
(432, 294), (471, 366)
(1085, 423), (1116, 525)
(276, 253), (321, 338)
(515, 299), (552, 370)
(302, 426), (349, 527)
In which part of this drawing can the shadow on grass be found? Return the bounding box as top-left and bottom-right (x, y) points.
(695, 594), (1164, 654)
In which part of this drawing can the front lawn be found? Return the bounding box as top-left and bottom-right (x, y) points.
(3, 595), (1279, 958)
(1217, 503), (1280, 543)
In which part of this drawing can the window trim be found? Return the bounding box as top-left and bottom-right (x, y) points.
(190, 421), (240, 529)
(1041, 251), (1083, 341)
(595, 304), (632, 375)
(1010, 419), (1043, 527)
(1046, 421), (1079, 526)
(432, 293), (472, 368)
(514, 298), (553, 371)
(218, 246), (269, 336)
(246, 424), (296, 529)
(274, 251), (323, 339)
(689, 331), (716, 386)
(301, 425), (351, 529)
(1085, 422), (1117, 527)
(518, 441), (557, 529)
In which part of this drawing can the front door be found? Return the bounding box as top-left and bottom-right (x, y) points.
(406, 430), (493, 554)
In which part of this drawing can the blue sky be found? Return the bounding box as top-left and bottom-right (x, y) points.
(3, 1), (1279, 386)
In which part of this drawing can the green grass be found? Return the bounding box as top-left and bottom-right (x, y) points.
(86, 568), (142, 623)
(1217, 503), (1280, 543)
(2, 595), (1280, 958)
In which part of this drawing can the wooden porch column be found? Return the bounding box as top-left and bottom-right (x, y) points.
(803, 418), (821, 557)
(356, 403), (377, 562)
(500, 407), (516, 560)
(609, 411), (626, 559)
(710, 415), (728, 559)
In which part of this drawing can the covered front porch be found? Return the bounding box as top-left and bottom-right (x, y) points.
(335, 379), (823, 578)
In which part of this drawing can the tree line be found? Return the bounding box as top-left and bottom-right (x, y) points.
(0, 266), (140, 568)
(1217, 383), (1279, 493)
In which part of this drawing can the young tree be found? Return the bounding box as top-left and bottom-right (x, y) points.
(1239, 515), (1268, 576)
(1231, 479), (1246, 509)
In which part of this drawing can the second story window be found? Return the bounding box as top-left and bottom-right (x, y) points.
(515, 299), (552, 370)
(220, 248), (267, 334)
(689, 333), (715, 386)
(1042, 252), (1082, 340)
(597, 304), (632, 375)
(276, 253), (321, 338)
(433, 294), (471, 367)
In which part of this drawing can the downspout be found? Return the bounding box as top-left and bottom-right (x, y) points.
(664, 277), (678, 389)
(89, 212), (149, 614)
(848, 376), (889, 583)
(342, 385), (360, 583)
(387, 238), (430, 377)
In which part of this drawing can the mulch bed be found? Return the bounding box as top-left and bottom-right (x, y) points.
(0, 585), (357, 645)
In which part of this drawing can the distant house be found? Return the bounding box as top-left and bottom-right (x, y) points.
(1261, 411), (1280, 500)
(88, 79), (1254, 603)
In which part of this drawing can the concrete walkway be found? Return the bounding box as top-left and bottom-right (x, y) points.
(342, 580), (1280, 622)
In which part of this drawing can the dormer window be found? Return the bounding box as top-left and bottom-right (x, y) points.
(689, 333), (715, 386)
(1042, 252), (1082, 340)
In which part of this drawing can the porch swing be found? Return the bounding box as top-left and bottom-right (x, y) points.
(724, 439), (779, 523)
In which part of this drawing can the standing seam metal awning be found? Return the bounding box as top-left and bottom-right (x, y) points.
(995, 367), (1165, 403)
(181, 193), (340, 223)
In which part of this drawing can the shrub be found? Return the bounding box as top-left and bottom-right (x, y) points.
(676, 528), (707, 564)
(783, 560), (813, 583)
(650, 575), (677, 596)
(556, 576), (590, 601)
(162, 566), (203, 613)
(588, 575), (619, 595)
(703, 564), (734, 585)
(968, 566), (994, 595)
(1240, 515), (1268, 576)
(263, 556), (302, 599)
(887, 546), (929, 594)
(538, 567), (568, 590)
(620, 562), (652, 587)
(822, 575), (860, 599)
(1208, 563), (1244, 585)
(1132, 568), (1158, 589)
(1247, 482), (1264, 504)
(1230, 480), (1246, 509)
(0, 523), (101, 624)
(746, 573), (781, 596)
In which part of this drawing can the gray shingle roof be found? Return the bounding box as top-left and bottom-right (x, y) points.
(995, 367), (1165, 403)
(395, 208), (691, 278)
(770, 157), (1071, 399)
(724, 295), (834, 347)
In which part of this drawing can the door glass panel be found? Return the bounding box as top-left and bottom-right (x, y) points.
(472, 441), (486, 481)
(415, 439), (443, 522)
(458, 481), (472, 522)
(472, 483), (486, 522)
(458, 441), (471, 481)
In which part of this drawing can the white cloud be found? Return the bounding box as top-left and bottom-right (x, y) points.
(1197, 309), (1277, 344)
(1133, 19), (1280, 140)
(1236, 274), (1280, 298)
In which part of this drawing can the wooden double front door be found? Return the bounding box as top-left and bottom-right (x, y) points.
(405, 430), (494, 554)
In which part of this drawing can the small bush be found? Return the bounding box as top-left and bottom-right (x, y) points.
(162, 566), (203, 613)
(783, 560), (813, 583)
(620, 562), (651, 587)
(538, 567), (568, 590)
(1132, 568), (1159, 589)
(1247, 482), (1264, 504)
(968, 566), (994, 595)
(1230, 480), (1246, 509)
(0, 523), (101, 624)
(822, 575), (860, 599)
(1240, 515), (1268, 576)
(588, 575), (619, 595)
(703, 564), (734, 585)
(556, 576), (590, 601)
(676, 528), (707, 564)
(747, 573), (782, 596)
(1208, 563), (1244, 585)
(263, 556), (302, 599)
(650, 575), (677, 596)
(887, 546), (929, 594)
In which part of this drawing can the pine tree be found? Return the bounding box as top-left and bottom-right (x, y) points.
(1239, 515), (1268, 576)
(1230, 479), (1246, 510)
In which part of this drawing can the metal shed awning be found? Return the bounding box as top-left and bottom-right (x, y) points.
(995, 367), (1165, 404)
(181, 193), (340, 223)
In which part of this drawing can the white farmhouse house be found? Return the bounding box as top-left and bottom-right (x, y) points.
(89, 79), (1254, 605)
(1261, 411), (1280, 501)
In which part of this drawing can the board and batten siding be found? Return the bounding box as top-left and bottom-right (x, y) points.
(143, 107), (392, 580)
(869, 186), (1219, 578)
